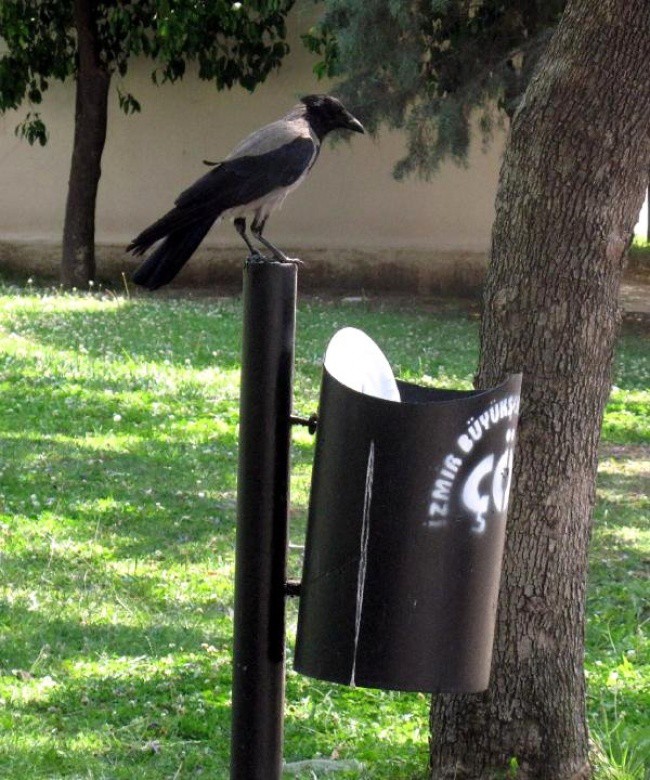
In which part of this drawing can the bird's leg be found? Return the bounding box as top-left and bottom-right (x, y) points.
(234, 217), (266, 262)
(251, 217), (303, 265)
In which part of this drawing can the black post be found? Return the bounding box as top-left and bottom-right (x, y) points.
(231, 260), (297, 779)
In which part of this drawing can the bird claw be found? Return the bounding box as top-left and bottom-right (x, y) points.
(246, 250), (270, 264)
(279, 255), (304, 266)
(245, 249), (303, 267)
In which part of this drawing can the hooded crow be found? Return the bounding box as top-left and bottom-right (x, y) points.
(129, 94), (364, 291)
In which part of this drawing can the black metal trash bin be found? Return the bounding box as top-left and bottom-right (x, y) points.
(294, 329), (522, 693)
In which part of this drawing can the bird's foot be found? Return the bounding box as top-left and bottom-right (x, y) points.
(278, 255), (304, 266)
(246, 250), (270, 264)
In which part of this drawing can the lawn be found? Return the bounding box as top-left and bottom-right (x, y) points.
(0, 283), (647, 779)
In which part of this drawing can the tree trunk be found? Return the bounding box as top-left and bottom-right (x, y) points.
(61, 0), (110, 288)
(429, 1), (650, 778)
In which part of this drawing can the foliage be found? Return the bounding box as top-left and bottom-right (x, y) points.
(0, 284), (647, 778)
(303, 0), (565, 179)
(0, 0), (295, 145)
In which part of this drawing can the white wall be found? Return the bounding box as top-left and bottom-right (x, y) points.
(0, 8), (503, 260)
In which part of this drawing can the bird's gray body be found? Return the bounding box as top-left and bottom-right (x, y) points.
(219, 113), (320, 224)
(227, 107), (317, 160)
(129, 95), (363, 290)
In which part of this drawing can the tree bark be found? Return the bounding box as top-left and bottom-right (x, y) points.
(61, 0), (110, 288)
(429, 1), (650, 778)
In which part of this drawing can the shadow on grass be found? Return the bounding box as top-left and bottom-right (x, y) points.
(0, 603), (231, 668)
(1, 430), (239, 546)
(0, 533), (237, 687)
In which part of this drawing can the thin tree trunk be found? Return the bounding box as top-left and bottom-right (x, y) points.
(61, 0), (110, 288)
(430, 1), (650, 778)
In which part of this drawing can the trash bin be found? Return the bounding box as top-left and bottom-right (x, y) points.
(294, 329), (522, 693)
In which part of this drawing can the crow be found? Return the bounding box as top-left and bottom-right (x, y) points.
(128, 94), (365, 290)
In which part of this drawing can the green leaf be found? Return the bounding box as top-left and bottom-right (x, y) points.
(303, 0), (566, 178)
(116, 89), (142, 115)
(0, 0), (294, 112)
(14, 112), (48, 146)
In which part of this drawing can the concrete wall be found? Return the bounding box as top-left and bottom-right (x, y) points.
(0, 7), (505, 292)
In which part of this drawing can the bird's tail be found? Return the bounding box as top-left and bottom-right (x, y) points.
(131, 215), (217, 290)
(127, 204), (206, 257)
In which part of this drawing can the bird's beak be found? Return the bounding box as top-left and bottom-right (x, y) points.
(346, 115), (365, 134)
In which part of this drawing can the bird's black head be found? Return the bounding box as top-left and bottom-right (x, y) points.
(300, 94), (365, 141)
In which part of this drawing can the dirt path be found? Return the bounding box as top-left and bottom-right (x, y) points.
(620, 277), (650, 315)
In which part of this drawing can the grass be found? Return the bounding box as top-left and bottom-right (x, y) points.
(0, 282), (647, 779)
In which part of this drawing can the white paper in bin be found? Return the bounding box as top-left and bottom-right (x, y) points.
(324, 327), (401, 402)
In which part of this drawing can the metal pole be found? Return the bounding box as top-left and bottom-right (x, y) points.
(231, 260), (297, 779)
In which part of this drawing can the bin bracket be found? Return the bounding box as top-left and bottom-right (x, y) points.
(284, 580), (302, 598)
(289, 413), (318, 434)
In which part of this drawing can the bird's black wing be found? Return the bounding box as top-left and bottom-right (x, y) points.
(175, 136), (317, 213)
(129, 135), (317, 290)
(128, 136), (316, 256)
